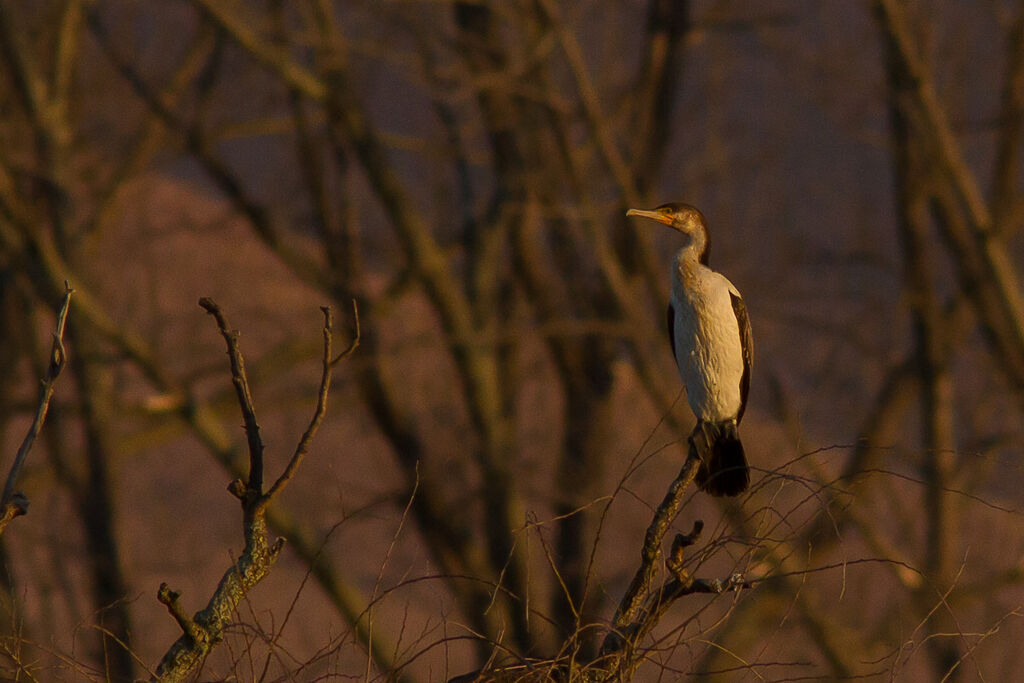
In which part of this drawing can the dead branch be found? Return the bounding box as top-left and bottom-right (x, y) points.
(153, 299), (357, 682)
(629, 0), (691, 194)
(603, 552), (750, 680)
(262, 301), (359, 503)
(197, 297), (266, 495)
(0, 281), (73, 537)
(0, 165), (400, 671)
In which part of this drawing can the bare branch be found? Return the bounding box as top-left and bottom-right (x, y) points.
(0, 281), (73, 536)
(190, 0), (326, 101)
(534, 0), (666, 311)
(262, 301), (359, 504)
(86, 9), (331, 292)
(52, 0), (83, 107)
(156, 583), (203, 644)
(198, 297), (265, 496)
(154, 300), (351, 681)
(629, 0), (692, 194)
(604, 445), (701, 651)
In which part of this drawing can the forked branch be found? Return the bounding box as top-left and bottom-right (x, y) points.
(599, 517), (751, 680)
(154, 298), (358, 682)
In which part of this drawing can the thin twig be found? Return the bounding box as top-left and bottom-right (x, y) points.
(330, 299), (360, 366)
(0, 281), (73, 535)
(263, 300), (359, 504)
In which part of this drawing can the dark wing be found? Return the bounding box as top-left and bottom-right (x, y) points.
(730, 291), (753, 424)
(666, 302), (678, 364)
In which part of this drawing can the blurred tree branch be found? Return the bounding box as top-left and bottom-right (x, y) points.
(874, 0), (1024, 392)
(180, 0), (536, 652)
(882, 11), (961, 673)
(992, 8), (1024, 233)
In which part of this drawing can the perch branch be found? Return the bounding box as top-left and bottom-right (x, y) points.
(459, 509), (751, 682)
(606, 446), (700, 641)
(0, 281), (73, 536)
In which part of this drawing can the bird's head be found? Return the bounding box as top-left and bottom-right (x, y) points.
(626, 203), (709, 263)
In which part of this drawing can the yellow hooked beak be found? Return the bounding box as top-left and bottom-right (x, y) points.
(626, 208), (673, 226)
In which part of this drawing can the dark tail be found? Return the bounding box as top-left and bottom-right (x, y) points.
(691, 420), (749, 497)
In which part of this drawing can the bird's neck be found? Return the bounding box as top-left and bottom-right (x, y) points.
(675, 231), (709, 271)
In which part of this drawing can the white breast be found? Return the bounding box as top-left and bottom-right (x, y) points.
(670, 264), (745, 422)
